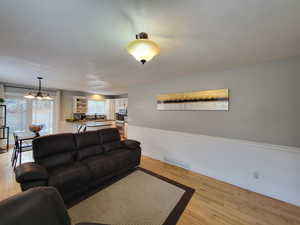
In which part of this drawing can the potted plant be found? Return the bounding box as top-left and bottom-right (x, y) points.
(0, 98), (4, 104)
(29, 124), (44, 137)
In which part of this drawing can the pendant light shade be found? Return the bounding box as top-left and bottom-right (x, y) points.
(127, 32), (160, 64)
(24, 77), (53, 100)
(24, 93), (35, 99)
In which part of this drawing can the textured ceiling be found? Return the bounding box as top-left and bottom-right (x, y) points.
(0, 0), (299, 94)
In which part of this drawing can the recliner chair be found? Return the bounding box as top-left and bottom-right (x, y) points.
(0, 187), (106, 225)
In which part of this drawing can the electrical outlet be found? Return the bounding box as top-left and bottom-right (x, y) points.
(253, 171), (260, 179)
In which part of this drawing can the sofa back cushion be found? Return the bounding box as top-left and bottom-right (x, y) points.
(38, 153), (74, 169)
(74, 131), (103, 160)
(99, 128), (120, 144)
(102, 141), (123, 153)
(33, 133), (76, 169)
(99, 128), (122, 153)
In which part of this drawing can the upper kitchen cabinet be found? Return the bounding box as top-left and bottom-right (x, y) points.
(73, 96), (87, 113)
(115, 98), (128, 113)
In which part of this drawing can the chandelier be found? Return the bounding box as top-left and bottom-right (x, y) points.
(24, 77), (53, 100)
(127, 32), (160, 64)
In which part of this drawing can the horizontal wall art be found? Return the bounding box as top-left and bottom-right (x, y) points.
(156, 88), (229, 111)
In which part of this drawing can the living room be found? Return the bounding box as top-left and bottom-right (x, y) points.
(0, 1), (300, 225)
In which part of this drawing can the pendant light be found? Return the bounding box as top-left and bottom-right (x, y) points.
(24, 77), (53, 100)
(127, 32), (160, 64)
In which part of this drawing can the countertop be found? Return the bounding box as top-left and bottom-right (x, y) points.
(85, 121), (113, 127)
(65, 119), (114, 123)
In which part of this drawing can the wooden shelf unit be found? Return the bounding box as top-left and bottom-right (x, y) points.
(73, 96), (88, 113)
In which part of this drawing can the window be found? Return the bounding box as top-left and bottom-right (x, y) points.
(6, 92), (55, 139)
(6, 98), (28, 133)
(87, 100), (105, 115)
(32, 100), (54, 133)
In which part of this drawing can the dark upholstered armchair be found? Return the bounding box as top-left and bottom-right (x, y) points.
(0, 187), (106, 225)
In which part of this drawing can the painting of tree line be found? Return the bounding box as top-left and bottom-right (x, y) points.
(156, 88), (229, 111)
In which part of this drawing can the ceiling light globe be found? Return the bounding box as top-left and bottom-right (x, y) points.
(127, 39), (160, 64)
(44, 95), (53, 100)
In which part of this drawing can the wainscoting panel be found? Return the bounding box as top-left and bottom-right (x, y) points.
(128, 125), (300, 206)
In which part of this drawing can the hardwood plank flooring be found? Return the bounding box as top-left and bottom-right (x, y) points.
(0, 150), (299, 225)
(0, 150), (33, 201)
(140, 156), (300, 225)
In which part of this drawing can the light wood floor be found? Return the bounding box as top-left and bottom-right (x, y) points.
(1, 150), (300, 225)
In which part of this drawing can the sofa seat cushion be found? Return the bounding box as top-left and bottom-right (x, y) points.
(48, 162), (91, 193)
(82, 149), (135, 179)
(81, 155), (116, 179)
(105, 149), (137, 166)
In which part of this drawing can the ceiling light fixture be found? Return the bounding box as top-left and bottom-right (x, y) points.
(127, 32), (160, 64)
(24, 77), (53, 100)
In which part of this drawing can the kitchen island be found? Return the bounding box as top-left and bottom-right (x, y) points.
(61, 120), (115, 133)
(79, 121), (114, 131)
(61, 119), (127, 139)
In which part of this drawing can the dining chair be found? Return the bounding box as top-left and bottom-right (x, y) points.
(11, 133), (33, 168)
(11, 133), (19, 168)
(77, 125), (87, 133)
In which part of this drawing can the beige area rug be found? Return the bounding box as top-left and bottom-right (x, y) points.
(68, 168), (194, 225)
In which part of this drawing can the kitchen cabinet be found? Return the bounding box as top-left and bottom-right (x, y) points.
(73, 96), (87, 113)
(115, 98), (128, 113)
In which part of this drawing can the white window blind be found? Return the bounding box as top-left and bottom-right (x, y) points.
(5, 92), (55, 136)
(87, 100), (105, 115)
(6, 97), (27, 133)
(32, 100), (54, 133)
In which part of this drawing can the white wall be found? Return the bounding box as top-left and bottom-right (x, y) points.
(129, 125), (300, 206)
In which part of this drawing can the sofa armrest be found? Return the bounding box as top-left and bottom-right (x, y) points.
(122, 139), (141, 149)
(15, 162), (48, 183)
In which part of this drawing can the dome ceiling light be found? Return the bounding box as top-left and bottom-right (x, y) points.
(24, 77), (53, 100)
(127, 32), (160, 64)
